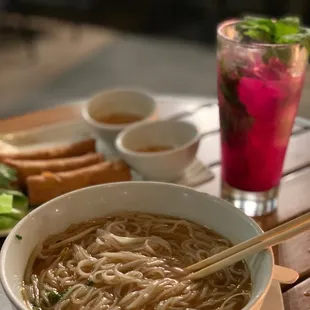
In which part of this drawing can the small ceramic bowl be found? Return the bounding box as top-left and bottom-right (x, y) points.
(82, 89), (157, 145)
(115, 120), (200, 181)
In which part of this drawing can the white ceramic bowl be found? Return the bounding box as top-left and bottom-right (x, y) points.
(82, 89), (157, 145)
(115, 120), (200, 181)
(0, 182), (273, 310)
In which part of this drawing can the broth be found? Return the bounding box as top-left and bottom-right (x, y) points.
(22, 212), (252, 310)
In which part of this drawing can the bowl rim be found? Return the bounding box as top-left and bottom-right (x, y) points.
(0, 181), (274, 310)
(81, 88), (157, 131)
(115, 119), (201, 157)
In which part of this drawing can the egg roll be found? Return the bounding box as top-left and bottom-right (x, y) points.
(4, 153), (104, 185)
(26, 160), (132, 205)
(0, 139), (96, 161)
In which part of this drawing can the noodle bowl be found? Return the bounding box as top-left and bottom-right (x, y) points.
(22, 212), (251, 310)
(0, 182), (273, 310)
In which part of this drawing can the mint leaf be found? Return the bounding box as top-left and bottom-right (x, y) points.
(262, 47), (293, 66)
(279, 17), (300, 25)
(274, 18), (300, 41)
(219, 73), (254, 146)
(243, 29), (271, 42)
(236, 17), (274, 43)
(220, 74), (247, 112)
(236, 16), (310, 54)
(0, 164), (17, 188)
(277, 28), (310, 51)
(243, 16), (275, 31)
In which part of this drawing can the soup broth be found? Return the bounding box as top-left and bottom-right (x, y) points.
(22, 212), (252, 310)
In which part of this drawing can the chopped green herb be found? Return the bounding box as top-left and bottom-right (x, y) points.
(87, 280), (94, 286)
(15, 234), (22, 240)
(47, 291), (64, 305)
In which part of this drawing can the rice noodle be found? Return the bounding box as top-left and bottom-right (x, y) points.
(22, 212), (251, 310)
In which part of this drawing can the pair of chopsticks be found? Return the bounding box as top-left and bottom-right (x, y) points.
(184, 212), (310, 281)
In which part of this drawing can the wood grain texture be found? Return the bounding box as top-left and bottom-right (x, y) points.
(0, 96), (211, 134)
(0, 102), (83, 134)
(0, 96), (309, 310)
(283, 278), (310, 310)
(195, 166), (310, 274)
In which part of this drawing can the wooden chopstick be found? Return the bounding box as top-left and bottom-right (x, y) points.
(184, 212), (310, 274)
(184, 212), (310, 281)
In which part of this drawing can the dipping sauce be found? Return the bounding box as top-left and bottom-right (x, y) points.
(136, 146), (173, 153)
(95, 113), (143, 125)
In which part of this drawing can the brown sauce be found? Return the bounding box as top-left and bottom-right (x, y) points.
(136, 146), (173, 153)
(94, 113), (143, 124)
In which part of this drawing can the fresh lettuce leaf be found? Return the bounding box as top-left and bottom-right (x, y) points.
(0, 189), (28, 213)
(0, 163), (29, 229)
(0, 164), (17, 188)
(7, 208), (26, 220)
(0, 216), (19, 230)
(0, 189), (28, 229)
(0, 194), (13, 214)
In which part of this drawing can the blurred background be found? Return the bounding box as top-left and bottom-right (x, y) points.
(1, 0), (310, 119)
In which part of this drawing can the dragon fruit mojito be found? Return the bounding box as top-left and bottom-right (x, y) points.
(217, 17), (309, 193)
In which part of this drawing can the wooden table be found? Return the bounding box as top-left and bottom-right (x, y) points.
(0, 95), (309, 309)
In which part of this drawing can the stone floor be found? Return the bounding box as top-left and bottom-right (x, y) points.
(0, 16), (309, 120)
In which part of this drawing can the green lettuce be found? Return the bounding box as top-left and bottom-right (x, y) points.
(0, 194), (13, 214)
(0, 189), (28, 229)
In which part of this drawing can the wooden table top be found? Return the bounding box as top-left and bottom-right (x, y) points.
(0, 95), (309, 310)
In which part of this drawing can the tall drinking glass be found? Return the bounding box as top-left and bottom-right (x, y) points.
(217, 20), (308, 216)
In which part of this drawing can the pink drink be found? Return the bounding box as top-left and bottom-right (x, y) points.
(218, 62), (304, 191)
(217, 21), (308, 193)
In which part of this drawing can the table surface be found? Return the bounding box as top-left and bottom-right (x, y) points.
(0, 95), (309, 310)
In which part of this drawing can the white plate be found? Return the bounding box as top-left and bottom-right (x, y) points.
(0, 120), (214, 237)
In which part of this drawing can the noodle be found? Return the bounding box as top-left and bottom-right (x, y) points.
(22, 212), (251, 310)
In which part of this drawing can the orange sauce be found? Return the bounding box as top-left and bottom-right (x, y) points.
(136, 146), (173, 153)
(95, 113), (143, 124)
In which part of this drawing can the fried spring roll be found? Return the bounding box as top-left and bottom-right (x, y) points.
(0, 139), (96, 161)
(26, 160), (131, 205)
(4, 153), (104, 185)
